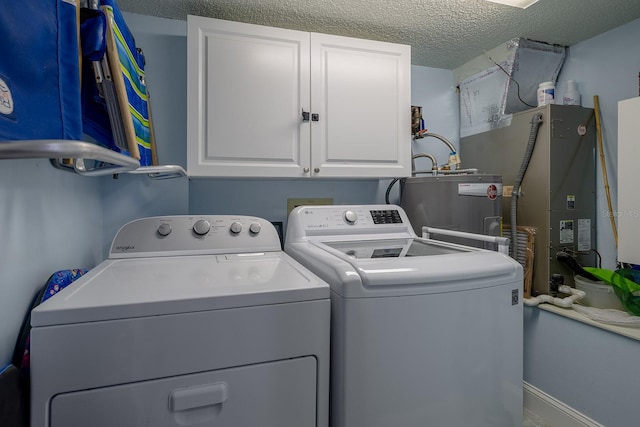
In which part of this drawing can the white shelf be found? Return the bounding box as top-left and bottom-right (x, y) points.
(538, 303), (640, 341)
(0, 139), (186, 179)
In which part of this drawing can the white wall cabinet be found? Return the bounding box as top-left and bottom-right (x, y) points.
(187, 16), (411, 178)
(618, 96), (640, 264)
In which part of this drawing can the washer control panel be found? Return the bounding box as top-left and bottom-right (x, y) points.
(109, 215), (281, 258)
(370, 209), (403, 224)
(287, 204), (413, 240)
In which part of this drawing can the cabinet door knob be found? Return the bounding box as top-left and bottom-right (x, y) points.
(311, 113), (319, 121)
(314, 168), (320, 173)
(303, 167), (310, 173)
(301, 110), (310, 122)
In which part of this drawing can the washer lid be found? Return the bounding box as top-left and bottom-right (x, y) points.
(292, 238), (522, 298)
(323, 238), (468, 259)
(31, 252), (329, 327)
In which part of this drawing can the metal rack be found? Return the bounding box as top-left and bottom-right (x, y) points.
(0, 140), (186, 179)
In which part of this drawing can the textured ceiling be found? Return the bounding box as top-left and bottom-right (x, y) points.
(117, 0), (640, 69)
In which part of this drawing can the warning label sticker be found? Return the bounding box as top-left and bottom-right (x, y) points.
(458, 183), (503, 198)
(577, 219), (591, 251)
(560, 220), (574, 244)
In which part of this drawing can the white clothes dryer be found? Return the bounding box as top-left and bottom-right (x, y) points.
(285, 204), (523, 427)
(30, 215), (330, 427)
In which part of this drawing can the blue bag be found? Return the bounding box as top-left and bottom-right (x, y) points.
(0, 0), (82, 141)
(12, 269), (90, 375)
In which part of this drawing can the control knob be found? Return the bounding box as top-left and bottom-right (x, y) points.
(343, 210), (358, 225)
(230, 221), (243, 234)
(249, 222), (262, 234)
(193, 219), (211, 236)
(157, 223), (172, 237)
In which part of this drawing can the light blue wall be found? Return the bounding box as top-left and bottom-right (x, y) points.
(524, 307), (639, 427)
(0, 160), (103, 364)
(411, 65), (460, 167)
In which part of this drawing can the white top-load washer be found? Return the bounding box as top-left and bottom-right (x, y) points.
(285, 204), (523, 427)
(30, 215), (330, 427)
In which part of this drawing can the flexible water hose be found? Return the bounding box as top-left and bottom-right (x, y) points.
(386, 153), (439, 204)
(511, 113), (543, 260)
(418, 132), (457, 154)
(414, 131), (461, 168)
(411, 153), (438, 174)
(523, 285), (586, 307)
(425, 168), (478, 175)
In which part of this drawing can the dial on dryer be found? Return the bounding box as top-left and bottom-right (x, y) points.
(193, 219), (211, 236)
(157, 223), (172, 236)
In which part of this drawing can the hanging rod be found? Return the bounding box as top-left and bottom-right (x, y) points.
(0, 140), (187, 179)
(0, 139), (139, 176)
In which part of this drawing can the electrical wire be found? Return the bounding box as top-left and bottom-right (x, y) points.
(592, 249), (603, 268)
(484, 51), (536, 108)
(561, 247), (602, 269)
(385, 178), (399, 204)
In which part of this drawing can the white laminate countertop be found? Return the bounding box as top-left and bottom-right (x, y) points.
(538, 303), (640, 341)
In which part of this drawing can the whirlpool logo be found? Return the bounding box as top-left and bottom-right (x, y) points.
(115, 245), (135, 252)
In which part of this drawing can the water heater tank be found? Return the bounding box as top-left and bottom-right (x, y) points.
(400, 174), (502, 247)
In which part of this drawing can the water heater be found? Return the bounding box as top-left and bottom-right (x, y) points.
(400, 174), (503, 248)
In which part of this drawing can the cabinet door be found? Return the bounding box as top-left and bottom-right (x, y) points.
(310, 34), (411, 178)
(187, 17), (311, 177)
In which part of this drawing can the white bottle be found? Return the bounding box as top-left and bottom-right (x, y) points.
(537, 81), (555, 106)
(562, 80), (581, 106)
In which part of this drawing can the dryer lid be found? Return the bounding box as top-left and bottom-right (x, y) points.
(31, 252), (328, 327)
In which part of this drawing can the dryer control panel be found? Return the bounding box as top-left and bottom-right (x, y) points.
(286, 204), (414, 240)
(109, 215), (282, 258)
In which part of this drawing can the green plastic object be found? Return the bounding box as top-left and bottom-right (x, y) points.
(583, 267), (640, 316)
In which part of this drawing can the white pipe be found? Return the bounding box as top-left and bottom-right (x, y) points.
(435, 168), (478, 175)
(422, 226), (509, 255)
(412, 168), (479, 176)
(523, 285), (586, 307)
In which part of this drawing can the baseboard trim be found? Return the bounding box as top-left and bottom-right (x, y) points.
(523, 382), (603, 427)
